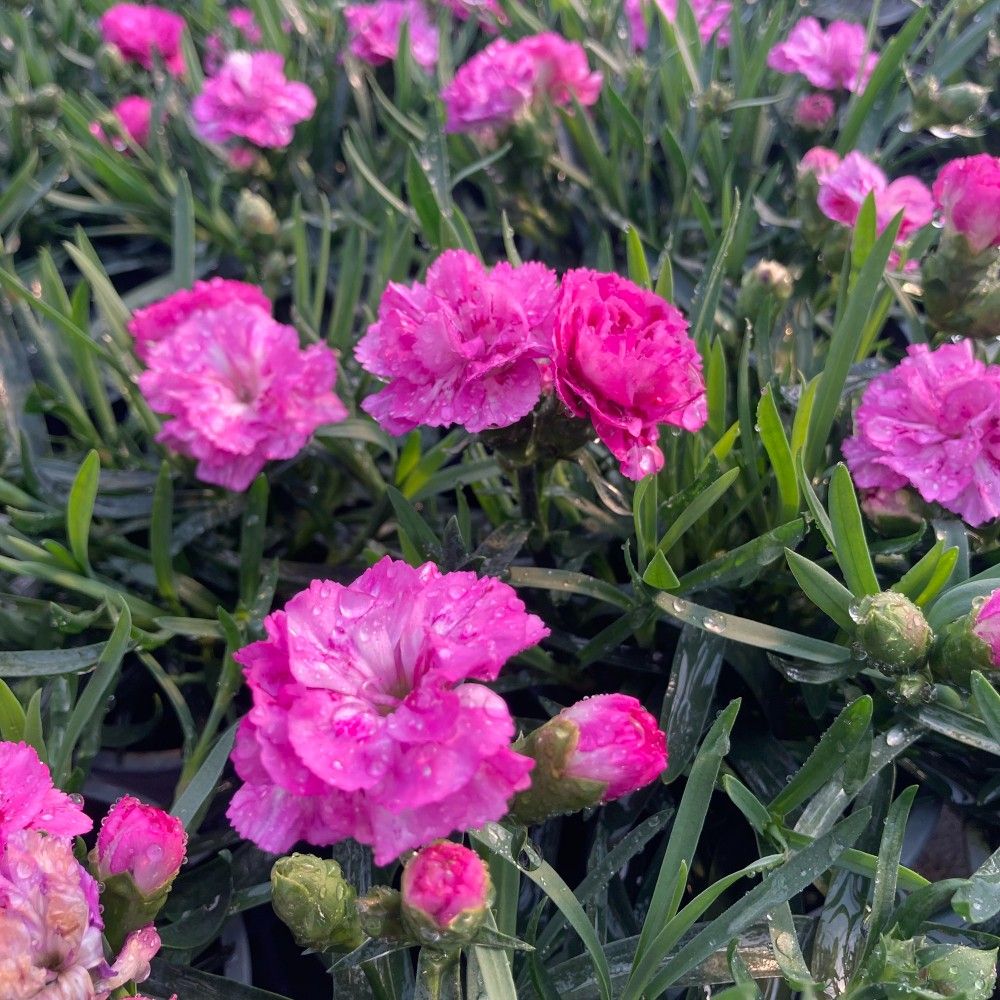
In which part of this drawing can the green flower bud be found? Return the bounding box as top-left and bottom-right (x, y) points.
(697, 82), (734, 122)
(236, 189), (279, 239)
(735, 260), (795, 319)
(923, 235), (1000, 339)
(851, 592), (933, 674)
(910, 77), (990, 131)
(271, 854), (364, 953)
(356, 885), (407, 941)
(13, 85), (62, 117)
(928, 610), (996, 688)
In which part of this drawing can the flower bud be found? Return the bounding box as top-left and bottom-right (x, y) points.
(697, 81), (734, 122)
(793, 93), (835, 131)
(400, 841), (492, 949)
(860, 488), (924, 535)
(91, 796), (187, 949)
(511, 694), (667, 825)
(922, 232), (1000, 339)
(929, 590), (1000, 686)
(13, 84), (62, 117)
(910, 77), (989, 131)
(356, 885), (406, 941)
(271, 853), (364, 953)
(851, 592), (933, 674)
(236, 189), (279, 239)
(734, 260), (794, 320)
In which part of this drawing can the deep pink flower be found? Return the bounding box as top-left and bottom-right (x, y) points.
(401, 841), (491, 928)
(843, 342), (1000, 528)
(229, 6), (262, 42)
(89, 96), (153, 150)
(973, 590), (1000, 668)
(193, 51), (316, 149)
(356, 250), (558, 434)
(559, 694), (668, 799)
(138, 303), (346, 491)
(127, 278), (272, 361)
(0, 741), (92, 844)
(799, 146), (841, 179)
(226, 557), (547, 864)
(552, 269), (707, 480)
(932, 154), (1000, 255)
(768, 18), (877, 93)
(817, 151), (933, 242)
(793, 93), (836, 129)
(95, 797), (187, 896)
(344, 1), (439, 71)
(625, 0), (732, 49)
(99, 3), (186, 75)
(442, 32), (601, 135)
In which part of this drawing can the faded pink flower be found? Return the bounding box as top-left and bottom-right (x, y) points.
(127, 278), (272, 361)
(89, 96), (153, 150)
(95, 926), (162, 995)
(442, 32), (601, 135)
(0, 741), (92, 844)
(193, 51), (316, 149)
(439, 0), (507, 28)
(972, 590), (1000, 668)
(95, 797), (187, 896)
(552, 269), (707, 480)
(843, 342), (1000, 528)
(99, 3), (186, 75)
(226, 557), (546, 864)
(138, 303), (347, 491)
(401, 841), (491, 929)
(768, 18), (877, 93)
(817, 151), (933, 242)
(228, 145), (259, 170)
(344, 1), (439, 71)
(799, 145), (841, 179)
(559, 694), (668, 799)
(625, 0), (732, 49)
(933, 154), (1000, 255)
(793, 93), (836, 129)
(356, 250), (558, 434)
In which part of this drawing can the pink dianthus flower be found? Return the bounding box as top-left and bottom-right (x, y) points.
(401, 841), (491, 929)
(442, 32), (601, 135)
(95, 797), (187, 896)
(344, 1), (439, 71)
(89, 96), (153, 150)
(99, 3), (186, 75)
(932, 154), (1000, 255)
(193, 51), (316, 149)
(137, 303), (347, 491)
(768, 18), (877, 93)
(625, 0), (732, 49)
(356, 250), (558, 434)
(973, 591), (1000, 668)
(229, 6), (262, 42)
(843, 342), (1000, 528)
(799, 146), (841, 179)
(817, 151), (933, 242)
(226, 557), (546, 864)
(0, 741), (92, 844)
(793, 93), (836, 130)
(127, 278), (272, 361)
(552, 269), (707, 480)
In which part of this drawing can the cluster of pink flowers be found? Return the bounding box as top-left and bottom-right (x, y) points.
(130, 279), (346, 491)
(226, 557), (546, 864)
(0, 743), (185, 1000)
(442, 32), (602, 136)
(99, 3), (186, 76)
(344, 1), (439, 71)
(193, 51), (316, 150)
(625, 0), (732, 49)
(89, 95), (154, 150)
(768, 18), (877, 93)
(843, 341), (1000, 528)
(357, 251), (706, 481)
(933, 154), (1000, 255)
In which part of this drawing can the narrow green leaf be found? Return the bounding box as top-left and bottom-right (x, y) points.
(386, 485), (442, 564)
(23, 691), (47, 762)
(151, 462), (178, 606)
(892, 540), (945, 601)
(953, 843), (1000, 924)
(172, 170), (196, 290)
(784, 549), (855, 631)
(625, 226), (652, 289)
(239, 475), (269, 608)
(828, 464), (880, 597)
(171, 723), (238, 831)
(0, 679), (26, 740)
(757, 387), (799, 523)
(657, 468), (740, 555)
(66, 450), (100, 576)
(0, 643), (109, 678)
(643, 550), (681, 590)
(972, 672), (1000, 748)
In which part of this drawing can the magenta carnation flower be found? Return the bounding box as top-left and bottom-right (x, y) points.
(356, 250), (558, 435)
(99, 3), (186, 75)
(344, 1), (439, 71)
(138, 303), (347, 491)
(226, 557), (547, 864)
(843, 342), (1000, 528)
(193, 51), (316, 149)
(401, 841), (491, 929)
(0, 741), (92, 843)
(972, 591), (1000, 668)
(127, 278), (272, 361)
(552, 269), (707, 480)
(768, 18), (877, 93)
(560, 694), (668, 800)
(89, 96), (153, 150)
(95, 797), (187, 896)
(793, 93), (836, 130)
(442, 32), (601, 135)
(817, 151), (933, 242)
(625, 0), (732, 49)
(932, 154), (1000, 255)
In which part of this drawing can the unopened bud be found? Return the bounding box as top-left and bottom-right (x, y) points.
(793, 93), (836, 131)
(355, 885), (406, 941)
(860, 488), (924, 535)
(929, 590), (1000, 686)
(697, 82), (734, 122)
(236, 189), (279, 238)
(851, 592), (933, 674)
(271, 853), (364, 953)
(735, 260), (794, 319)
(911, 77), (990, 131)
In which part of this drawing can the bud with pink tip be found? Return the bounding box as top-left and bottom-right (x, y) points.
(930, 589), (1000, 686)
(511, 694), (668, 824)
(400, 841), (493, 948)
(793, 93), (836, 130)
